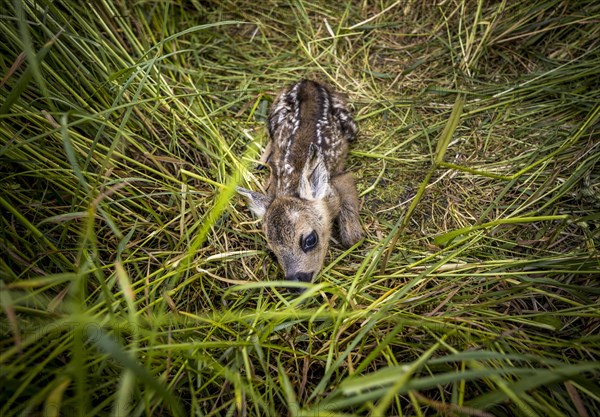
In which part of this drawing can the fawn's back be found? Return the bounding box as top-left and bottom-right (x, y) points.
(267, 80), (357, 195)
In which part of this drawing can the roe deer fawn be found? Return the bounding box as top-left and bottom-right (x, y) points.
(238, 80), (363, 286)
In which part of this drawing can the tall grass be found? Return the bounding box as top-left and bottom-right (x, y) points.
(1, 0), (599, 416)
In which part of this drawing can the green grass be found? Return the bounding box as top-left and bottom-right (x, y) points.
(1, 0), (599, 416)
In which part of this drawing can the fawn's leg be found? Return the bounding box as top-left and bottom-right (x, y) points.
(332, 173), (363, 247)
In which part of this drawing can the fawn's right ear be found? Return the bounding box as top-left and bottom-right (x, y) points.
(236, 187), (272, 218)
(298, 144), (333, 201)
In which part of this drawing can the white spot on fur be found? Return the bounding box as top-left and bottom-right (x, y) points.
(290, 210), (299, 222)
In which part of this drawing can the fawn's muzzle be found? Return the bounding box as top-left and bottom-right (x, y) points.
(287, 272), (314, 283)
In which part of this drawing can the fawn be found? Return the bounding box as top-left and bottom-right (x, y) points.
(238, 80), (363, 285)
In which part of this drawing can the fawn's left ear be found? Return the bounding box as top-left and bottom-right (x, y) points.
(237, 187), (272, 218)
(299, 144), (333, 201)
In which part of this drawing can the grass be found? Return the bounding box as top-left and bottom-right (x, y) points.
(1, 0), (599, 416)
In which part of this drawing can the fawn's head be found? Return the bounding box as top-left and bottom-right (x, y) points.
(238, 146), (340, 285)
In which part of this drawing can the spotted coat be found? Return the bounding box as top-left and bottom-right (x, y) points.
(238, 80), (363, 286)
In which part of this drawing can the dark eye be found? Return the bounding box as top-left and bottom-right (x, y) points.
(301, 231), (319, 253)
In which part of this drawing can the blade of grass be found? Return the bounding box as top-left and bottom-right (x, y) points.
(380, 93), (465, 273)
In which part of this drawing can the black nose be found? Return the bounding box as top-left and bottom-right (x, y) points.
(286, 272), (314, 283)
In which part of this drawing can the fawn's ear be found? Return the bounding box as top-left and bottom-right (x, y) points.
(299, 144), (333, 201)
(236, 187), (272, 218)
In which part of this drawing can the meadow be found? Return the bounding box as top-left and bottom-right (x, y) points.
(1, 0), (599, 416)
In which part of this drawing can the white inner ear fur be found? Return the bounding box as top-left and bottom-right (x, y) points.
(236, 187), (271, 218)
(299, 149), (332, 201)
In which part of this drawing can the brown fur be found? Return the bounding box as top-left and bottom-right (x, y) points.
(238, 80), (363, 284)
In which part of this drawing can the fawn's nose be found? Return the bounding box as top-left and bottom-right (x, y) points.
(286, 272), (314, 283)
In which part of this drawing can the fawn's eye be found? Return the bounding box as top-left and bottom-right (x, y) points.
(300, 231), (318, 253)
